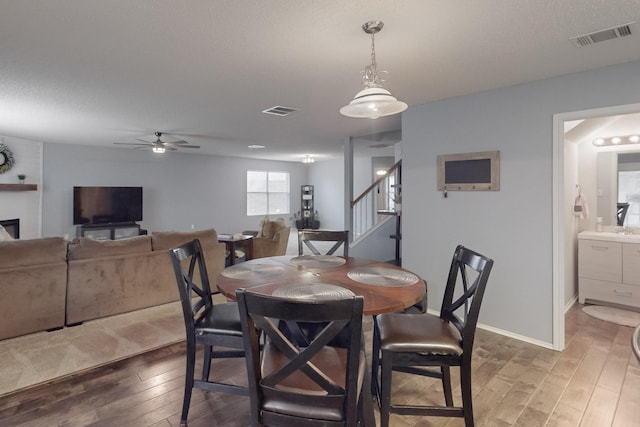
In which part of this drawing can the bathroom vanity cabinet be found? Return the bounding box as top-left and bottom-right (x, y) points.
(578, 231), (640, 308)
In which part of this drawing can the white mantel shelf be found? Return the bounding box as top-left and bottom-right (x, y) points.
(0, 184), (38, 191)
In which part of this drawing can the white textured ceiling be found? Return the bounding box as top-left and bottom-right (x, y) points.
(1, 1), (640, 161)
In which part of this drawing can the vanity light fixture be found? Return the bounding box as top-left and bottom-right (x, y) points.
(593, 135), (640, 147)
(302, 155), (315, 163)
(340, 21), (408, 119)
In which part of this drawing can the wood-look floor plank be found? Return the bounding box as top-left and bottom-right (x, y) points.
(512, 380), (565, 427)
(580, 386), (618, 427)
(556, 347), (609, 413)
(1, 304), (639, 427)
(611, 362), (640, 427)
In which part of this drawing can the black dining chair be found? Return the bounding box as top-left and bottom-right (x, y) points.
(236, 288), (372, 427)
(298, 229), (349, 256)
(169, 239), (248, 427)
(372, 245), (494, 427)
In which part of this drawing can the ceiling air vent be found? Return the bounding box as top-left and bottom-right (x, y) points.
(570, 22), (634, 47)
(262, 106), (298, 116)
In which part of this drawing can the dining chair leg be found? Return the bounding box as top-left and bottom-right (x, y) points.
(360, 356), (376, 427)
(379, 350), (393, 427)
(460, 364), (475, 427)
(202, 345), (212, 380)
(181, 344), (196, 426)
(442, 366), (454, 406)
(371, 318), (380, 396)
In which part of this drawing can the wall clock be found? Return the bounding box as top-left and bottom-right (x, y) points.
(0, 144), (15, 174)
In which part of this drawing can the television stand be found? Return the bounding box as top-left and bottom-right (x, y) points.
(78, 223), (142, 240)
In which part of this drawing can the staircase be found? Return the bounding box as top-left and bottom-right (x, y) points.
(350, 160), (402, 264)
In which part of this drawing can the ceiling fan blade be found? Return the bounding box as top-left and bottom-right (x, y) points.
(165, 146), (178, 151)
(168, 140), (189, 144)
(114, 142), (152, 146)
(178, 145), (200, 149)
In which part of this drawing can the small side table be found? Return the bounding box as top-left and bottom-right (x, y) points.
(218, 234), (254, 266)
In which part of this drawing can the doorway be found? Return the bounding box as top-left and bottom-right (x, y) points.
(553, 101), (640, 350)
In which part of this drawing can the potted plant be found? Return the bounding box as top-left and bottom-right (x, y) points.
(17, 174), (26, 184)
(290, 211), (305, 229)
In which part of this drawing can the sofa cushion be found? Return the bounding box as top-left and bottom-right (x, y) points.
(257, 215), (270, 237)
(151, 228), (219, 251)
(68, 235), (152, 260)
(0, 237), (68, 268)
(261, 218), (286, 240)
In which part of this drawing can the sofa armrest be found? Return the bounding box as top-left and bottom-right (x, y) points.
(252, 227), (290, 258)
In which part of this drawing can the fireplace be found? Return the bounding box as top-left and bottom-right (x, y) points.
(0, 218), (19, 239)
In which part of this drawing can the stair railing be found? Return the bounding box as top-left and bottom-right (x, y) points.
(350, 160), (401, 241)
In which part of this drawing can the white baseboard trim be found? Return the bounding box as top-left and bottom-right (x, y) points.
(426, 308), (556, 351)
(565, 295), (578, 313)
(477, 323), (555, 350)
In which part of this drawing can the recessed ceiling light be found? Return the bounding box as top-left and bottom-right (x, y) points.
(630, 135), (640, 143)
(611, 137), (622, 144)
(248, 144), (266, 150)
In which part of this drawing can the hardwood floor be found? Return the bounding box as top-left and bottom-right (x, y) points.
(0, 304), (638, 427)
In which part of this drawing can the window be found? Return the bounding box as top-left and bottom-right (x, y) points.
(247, 171), (290, 216)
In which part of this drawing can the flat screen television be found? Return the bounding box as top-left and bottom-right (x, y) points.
(73, 186), (143, 225)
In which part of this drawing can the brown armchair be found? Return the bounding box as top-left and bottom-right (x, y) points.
(243, 217), (290, 259)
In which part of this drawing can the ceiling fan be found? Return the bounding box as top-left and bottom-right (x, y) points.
(114, 132), (200, 153)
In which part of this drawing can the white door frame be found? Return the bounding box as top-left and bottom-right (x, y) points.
(552, 101), (640, 350)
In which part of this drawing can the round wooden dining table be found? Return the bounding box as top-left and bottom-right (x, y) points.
(215, 255), (426, 315)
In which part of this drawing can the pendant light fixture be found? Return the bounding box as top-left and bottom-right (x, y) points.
(340, 21), (407, 119)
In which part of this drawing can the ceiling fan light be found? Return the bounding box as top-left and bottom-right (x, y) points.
(340, 87), (408, 119)
(152, 146), (166, 154)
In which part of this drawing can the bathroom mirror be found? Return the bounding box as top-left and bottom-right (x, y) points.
(597, 151), (640, 228)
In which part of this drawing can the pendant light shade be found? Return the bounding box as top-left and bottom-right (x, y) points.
(340, 21), (407, 119)
(340, 87), (408, 119)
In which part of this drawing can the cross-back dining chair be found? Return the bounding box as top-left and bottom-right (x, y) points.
(236, 288), (371, 427)
(297, 229), (349, 256)
(169, 239), (248, 427)
(372, 245), (494, 427)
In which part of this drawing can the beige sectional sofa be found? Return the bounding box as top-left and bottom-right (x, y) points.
(0, 237), (68, 341)
(0, 228), (226, 341)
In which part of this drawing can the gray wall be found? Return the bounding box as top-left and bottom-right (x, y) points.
(42, 143), (310, 238)
(308, 157), (345, 230)
(402, 59), (640, 346)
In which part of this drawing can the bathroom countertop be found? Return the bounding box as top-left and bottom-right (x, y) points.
(579, 231), (640, 243)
